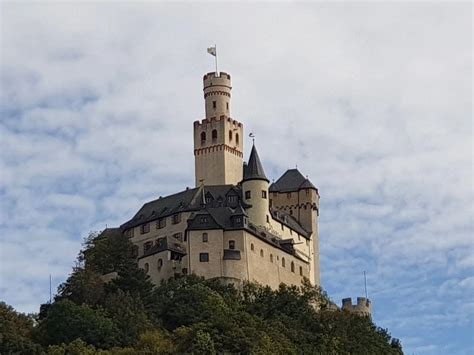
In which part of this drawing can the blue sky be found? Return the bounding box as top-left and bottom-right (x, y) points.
(1, 2), (472, 354)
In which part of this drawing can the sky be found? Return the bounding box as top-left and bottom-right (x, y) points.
(0, 1), (472, 354)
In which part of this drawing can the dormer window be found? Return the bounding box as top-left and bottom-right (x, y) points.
(227, 195), (237, 203)
(200, 216), (208, 223)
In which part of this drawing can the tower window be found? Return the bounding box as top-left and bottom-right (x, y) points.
(202, 233), (208, 242)
(245, 191), (251, 199)
(250, 243), (254, 251)
(291, 261), (295, 273)
(226, 102), (229, 110)
(157, 258), (163, 269)
(282, 258), (285, 268)
(199, 253), (209, 262)
(262, 190), (267, 199)
(266, 215), (270, 223)
(201, 131), (206, 144)
(299, 266), (303, 276)
(229, 130), (232, 141)
(236, 133), (239, 144)
(229, 240), (235, 249)
(212, 101), (216, 109)
(270, 254), (273, 263)
(212, 129), (218, 141)
(260, 249), (264, 257)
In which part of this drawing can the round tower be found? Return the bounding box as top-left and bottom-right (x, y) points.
(203, 72), (231, 119)
(242, 144), (270, 227)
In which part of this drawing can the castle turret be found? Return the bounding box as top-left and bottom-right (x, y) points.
(269, 169), (320, 285)
(242, 144), (270, 227)
(341, 297), (372, 318)
(194, 72), (243, 186)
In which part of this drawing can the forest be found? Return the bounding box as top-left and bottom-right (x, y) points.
(1, 232), (403, 354)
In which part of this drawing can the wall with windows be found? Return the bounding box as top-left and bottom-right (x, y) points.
(138, 250), (182, 285)
(126, 212), (189, 258)
(245, 231), (310, 289)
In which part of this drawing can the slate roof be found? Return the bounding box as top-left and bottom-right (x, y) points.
(270, 208), (310, 238)
(243, 144), (269, 182)
(121, 185), (236, 230)
(269, 168), (317, 193)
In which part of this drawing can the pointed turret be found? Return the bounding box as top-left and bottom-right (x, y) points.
(243, 144), (269, 182)
(241, 143), (270, 227)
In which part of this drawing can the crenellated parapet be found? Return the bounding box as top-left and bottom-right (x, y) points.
(194, 115), (243, 128)
(341, 297), (372, 317)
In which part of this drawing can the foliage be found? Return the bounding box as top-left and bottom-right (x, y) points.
(1, 230), (403, 354)
(37, 299), (118, 349)
(0, 302), (43, 354)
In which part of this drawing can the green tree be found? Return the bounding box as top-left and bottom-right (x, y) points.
(103, 289), (152, 346)
(0, 302), (43, 354)
(38, 299), (118, 349)
(56, 267), (105, 306)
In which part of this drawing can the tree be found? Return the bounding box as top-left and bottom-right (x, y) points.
(56, 267), (105, 306)
(38, 299), (118, 349)
(0, 302), (43, 354)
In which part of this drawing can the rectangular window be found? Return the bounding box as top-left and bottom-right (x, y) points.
(156, 218), (166, 229)
(124, 228), (134, 238)
(287, 192), (291, 199)
(212, 101), (216, 109)
(172, 213), (181, 224)
(199, 253), (209, 262)
(266, 215), (270, 223)
(140, 223), (150, 234)
(202, 233), (208, 242)
(173, 232), (183, 242)
(262, 190), (267, 199)
(229, 240), (235, 249)
(245, 191), (251, 199)
(143, 241), (153, 253)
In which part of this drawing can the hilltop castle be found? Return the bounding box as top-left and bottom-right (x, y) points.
(102, 70), (370, 314)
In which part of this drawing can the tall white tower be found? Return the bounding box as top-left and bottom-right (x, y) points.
(194, 72), (244, 186)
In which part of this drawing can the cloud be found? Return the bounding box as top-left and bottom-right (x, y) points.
(1, 2), (472, 354)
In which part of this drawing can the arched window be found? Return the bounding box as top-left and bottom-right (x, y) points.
(201, 131), (206, 144)
(291, 261), (295, 273)
(212, 129), (218, 141)
(260, 249), (264, 257)
(157, 258), (163, 270)
(202, 233), (208, 242)
(144, 263), (149, 273)
(250, 243), (254, 251)
(236, 133), (239, 144)
(270, 254), (273, 263)
(229, 130), (233, 141)
(229, 240), (235, 249)
(282, 258), (285, 268)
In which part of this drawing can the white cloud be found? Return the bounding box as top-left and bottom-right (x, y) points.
(1, 2), (472, 354)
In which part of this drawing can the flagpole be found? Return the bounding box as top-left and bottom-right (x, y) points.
(215, 44), (218, 75)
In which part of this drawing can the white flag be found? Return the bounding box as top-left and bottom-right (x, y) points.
(207, 46), (216, 56)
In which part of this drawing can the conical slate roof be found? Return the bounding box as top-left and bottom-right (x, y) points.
(243, 144), (269, 182)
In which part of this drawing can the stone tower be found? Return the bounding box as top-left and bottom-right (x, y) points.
(242, 144), (270, 227)
(269, 169), (320, 285)
(194, 72), (244, 186)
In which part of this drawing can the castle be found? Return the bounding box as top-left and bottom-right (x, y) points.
(102, 70), (370, 314)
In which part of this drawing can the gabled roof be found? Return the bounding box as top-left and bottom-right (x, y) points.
(243, 144), (269, 182)
(121, 185), (238, 230)
(269, 168), (317, 193)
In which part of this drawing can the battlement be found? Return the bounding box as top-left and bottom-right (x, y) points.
(203, 71), (232, 90)
(341, 297), (372, 317)
(194, 115), (243, 128)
